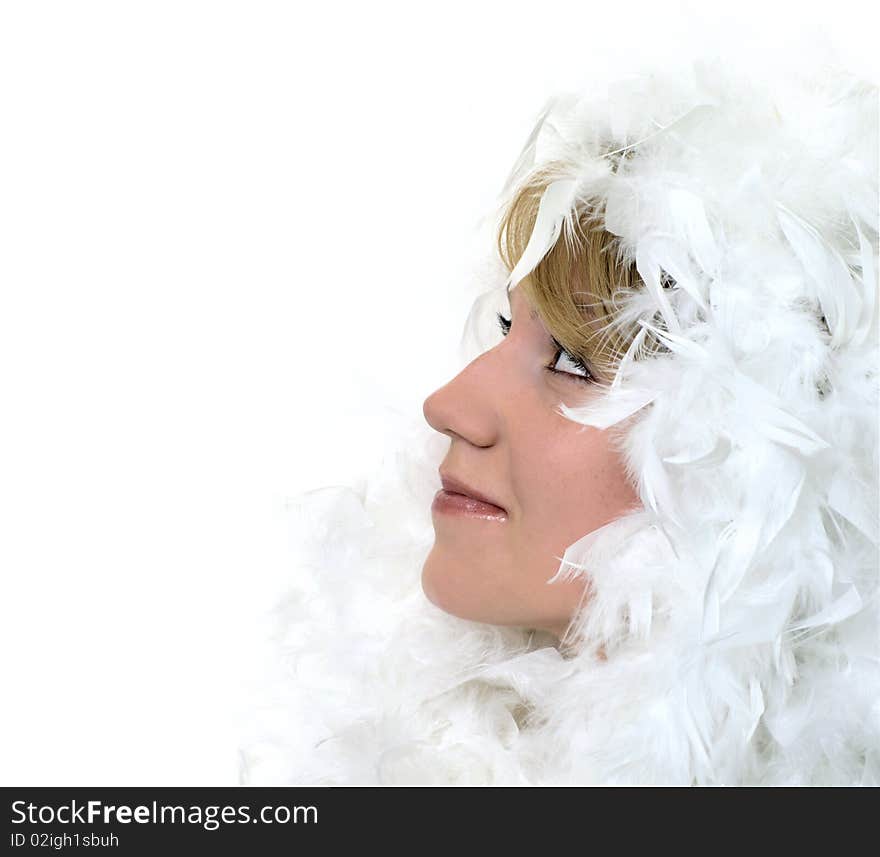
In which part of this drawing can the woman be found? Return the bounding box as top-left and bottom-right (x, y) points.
(240, 59), (879, 785)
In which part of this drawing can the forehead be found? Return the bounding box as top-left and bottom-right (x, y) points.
(507, 281), (540, 322)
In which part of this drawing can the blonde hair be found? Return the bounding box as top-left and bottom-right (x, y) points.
(496, 160), (665, 384)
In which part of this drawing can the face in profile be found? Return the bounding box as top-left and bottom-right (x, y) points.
(421, 281), (641, 640)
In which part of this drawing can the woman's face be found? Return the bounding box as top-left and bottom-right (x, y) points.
(421, 282), (641, 639)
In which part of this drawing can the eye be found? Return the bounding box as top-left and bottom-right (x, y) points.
(496, 312), (593, 384)
(548, 344), (594, 383)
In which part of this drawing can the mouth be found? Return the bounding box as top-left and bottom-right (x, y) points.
(433, 472), (508, 521)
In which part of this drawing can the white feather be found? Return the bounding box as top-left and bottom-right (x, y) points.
(777, 203), (863, 349)
(506, 179), (578, 290)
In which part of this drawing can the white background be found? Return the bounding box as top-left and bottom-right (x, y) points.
(0, 1), (876, 784)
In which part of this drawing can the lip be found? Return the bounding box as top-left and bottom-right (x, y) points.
(432, 489), (508, 520)
(439, 473), (505, 510)
(433, 472), (508, 520)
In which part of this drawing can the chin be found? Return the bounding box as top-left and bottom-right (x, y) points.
(420, 552), (489, 624)
(420, 555), (467, 617)
(420, 548), (581, 633)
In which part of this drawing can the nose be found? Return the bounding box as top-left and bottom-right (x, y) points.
(422, 350), (502, 448)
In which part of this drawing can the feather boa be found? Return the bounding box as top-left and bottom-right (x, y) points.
(239, 59), (879, 785)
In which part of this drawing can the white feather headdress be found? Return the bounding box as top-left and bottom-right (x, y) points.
(239, 59), (879, 785)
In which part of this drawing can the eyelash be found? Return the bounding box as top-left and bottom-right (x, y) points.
(496, 312), (594, 384)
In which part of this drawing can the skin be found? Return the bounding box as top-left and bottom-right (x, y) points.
(421, 280), (642, 641)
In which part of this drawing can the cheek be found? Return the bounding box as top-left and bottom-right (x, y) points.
(514, 418), (639, 547)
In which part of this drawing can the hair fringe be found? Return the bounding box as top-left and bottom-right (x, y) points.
(496, 160), (671, 383)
